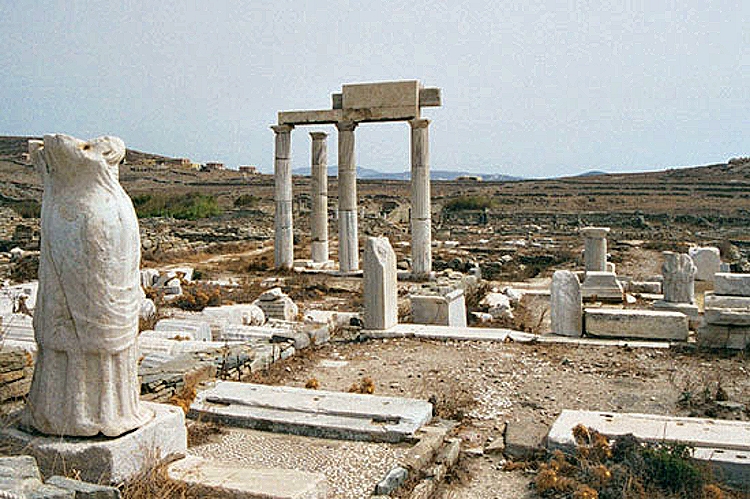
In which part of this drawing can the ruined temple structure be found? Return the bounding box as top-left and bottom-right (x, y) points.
(271, 80), (442, 278)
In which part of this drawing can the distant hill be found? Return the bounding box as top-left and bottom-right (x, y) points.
(292, 166), (523, 182)
(574, 170), (608, 177)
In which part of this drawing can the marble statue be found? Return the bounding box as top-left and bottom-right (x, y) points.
(24, 134), (152, 437)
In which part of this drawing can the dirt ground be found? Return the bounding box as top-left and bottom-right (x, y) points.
(248, 338), (750, 497)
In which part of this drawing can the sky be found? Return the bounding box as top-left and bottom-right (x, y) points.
(1, 0), (748, 178)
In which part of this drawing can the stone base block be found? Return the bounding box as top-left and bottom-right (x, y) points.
(581, 271), (623, 301)
(0, 402), (187, 484)
(168, 456), (328, 499)
(698, 324), (750, 350)
(652, 301), (699, 328)
(584, 308), (688, 341)
(704, 291), (750, 309)
(704, 307), (750, 326)
(714, 273), (750, 297)
(410, 290), (467, 327)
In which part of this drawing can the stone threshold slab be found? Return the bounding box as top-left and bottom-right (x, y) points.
(189, 381), (433, 443)
(168, 456), (327, 499)
(547, 410), (750, 488)
(363, 324), (671, 349)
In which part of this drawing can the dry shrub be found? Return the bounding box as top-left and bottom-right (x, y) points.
(187, 420), (227, 447)
(168, 377), (198, 415)
(427, 384), (476, 421)
(348, 376), (375, 394)
(531, 427), (726, 499)
(305, 378), (320, 389)
(172, 282), (221, 311)
(120, 457), (189, 499)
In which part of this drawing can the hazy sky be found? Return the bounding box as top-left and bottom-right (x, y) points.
(1, 1), (748, 177)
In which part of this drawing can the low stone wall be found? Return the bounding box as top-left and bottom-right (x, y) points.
(0, 347), (33, 414)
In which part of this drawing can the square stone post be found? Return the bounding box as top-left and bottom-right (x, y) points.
(364, 237), (398, 330)
(272, 125), (294, 270)
(337, 120), (358, 272)
(410, 118), (432, 279)
(309, 132), (329, 263)
(581, 226), (609, 272)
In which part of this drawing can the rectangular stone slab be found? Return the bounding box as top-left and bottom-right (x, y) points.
(584, 308), (688, 340)
(168, 456), (328, 499)
(714, 273), (750, 297)
(0, 402), (187, 484)
(704, 291), (750, 309)
(342, 80), (419, 110)
(705, 307), (750, 325)
(547, 410), (750, 488)
(189, 381), (433, 443)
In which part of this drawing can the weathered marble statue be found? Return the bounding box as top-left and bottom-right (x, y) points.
(25, 134), (152, 437)
(662, 251), (697, 304)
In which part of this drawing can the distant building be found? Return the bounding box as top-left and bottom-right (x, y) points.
(456, 175), (483, 182)
(202, 162), (225, 172)
(239, 165), (259, 174)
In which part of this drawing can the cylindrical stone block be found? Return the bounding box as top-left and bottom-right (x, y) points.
(410, 119), (431, 278)
(337, 121), (358, 272)
(581, 226), (609, 272)
(310, 132), (329, 263)
(272, 125), (294, 269)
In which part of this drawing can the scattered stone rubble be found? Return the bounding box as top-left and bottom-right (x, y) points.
(700, 272), (750, 349)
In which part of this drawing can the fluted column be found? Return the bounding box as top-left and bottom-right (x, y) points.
(410, 118), (432, 278)
(310, 132), (329, 263)
(337, 121), (359, 272)
(581, 226), (609, 272)
(272, 124), (294, 270)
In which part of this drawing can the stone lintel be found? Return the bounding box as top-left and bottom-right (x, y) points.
(332, 87), (441, 109)
(342, 80), (419, 110)
(278, 109), (342, 126)
(343, 106), (419, 123)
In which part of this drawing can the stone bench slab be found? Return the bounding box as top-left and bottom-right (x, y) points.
(584, 308), (688, 341)
(189, 381), (432, 443)
(714, 273), (750, 297)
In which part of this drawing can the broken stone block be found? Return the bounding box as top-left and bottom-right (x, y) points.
(689, 246), (721, 282)
(704, 291), (750, 309)
(0, 456), (73, 498)
(46, 476), (121, 498)
(698, 324), (750, 350)
(202, 304), (265, 327)
(363, 237), (398, 330)
(253, 288), (299, 321)
(584, 308), (688, 341)
(154, 318), (212, 341)
(581, 271), (623, 301)
(714, 273), (750, 297)
(410, 289), (467, 327)
(660, 251), (696, 304)
(550, 270), (582, 337)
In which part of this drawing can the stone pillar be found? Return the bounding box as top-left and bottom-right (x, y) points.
(550, 270), (582, 337)
(364, 237), (397, 330)
(272, 125), (294, 270)
(410, 119), (432, 278)
(309, 132), (329, 263)
(662, 252), (697, 304)
(337, 121), (358, 272)
(581, 227), (610, 272)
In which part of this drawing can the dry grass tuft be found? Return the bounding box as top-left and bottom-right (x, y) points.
(304, 378), (320, 389)
(119, 457), (189, 499)
(348, 376), (375, 394)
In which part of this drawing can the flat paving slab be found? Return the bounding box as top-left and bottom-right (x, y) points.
(547, 410), (750, 488)
(189, 381), (433, 443)
(168, 456), (328, 499)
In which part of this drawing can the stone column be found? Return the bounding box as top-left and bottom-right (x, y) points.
(337, 121), (358, 272)
(364, 237), (397, 330)
(581, 227), (609, 272)
(309, 132), (329, 263)
(410, 118), (432, 278)
(272, 125), (294, 270)
(550, 270), (582, 337)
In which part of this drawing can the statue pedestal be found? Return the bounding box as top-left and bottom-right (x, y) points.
(581, 271), (624, 302)
(0, 402), (186, 484)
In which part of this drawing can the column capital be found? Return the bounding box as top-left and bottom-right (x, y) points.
(271, 124), (294, 134)
(336, 120), (357, 132)
(309, 131), (328, 140)
(409, 118), (430, 129)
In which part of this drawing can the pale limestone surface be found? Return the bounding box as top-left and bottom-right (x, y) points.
(704, 291), (750, 309)
(410, 119), (432, 278)
(363, 237), (397, 330)
(309, 132), (329, 263)
(410, 290), (467, 327)
(25, 134), (152, 437)
(584, 308), (688, 340)
(168, 456), (328, 499)
(154, 318), (212, 341)
(714, 273), (750, 297)
(580, 226), (609, 272)
(689, 246), (721, 282)
(581, 271), (623, 301)
(660, 251), (696, 304)
(550, 270), (582, 337)
(272, 125), (294, 269)
(0, 402), (186, 484)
